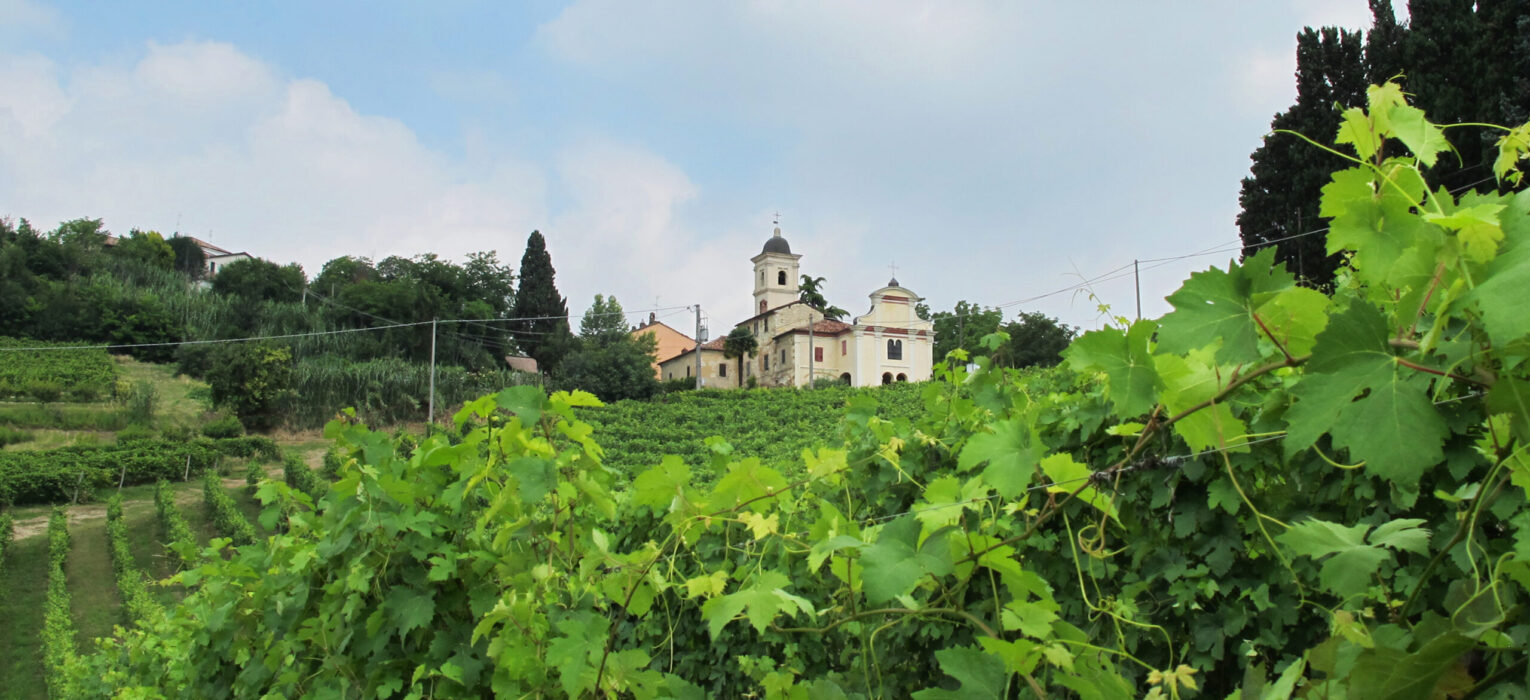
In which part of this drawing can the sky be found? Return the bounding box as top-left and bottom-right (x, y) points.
(0, 0), (1386, 335)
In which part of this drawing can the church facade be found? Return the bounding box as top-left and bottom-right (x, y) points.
(658, 225), (933, 388)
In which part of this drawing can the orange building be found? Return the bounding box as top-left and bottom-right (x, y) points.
(631, 314), (696, 379)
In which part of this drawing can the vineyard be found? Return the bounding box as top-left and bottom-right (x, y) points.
(0, 88), (1526, 697)
(0, 339), (117, 403)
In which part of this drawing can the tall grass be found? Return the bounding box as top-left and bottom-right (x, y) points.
(287, 356), (533, 428)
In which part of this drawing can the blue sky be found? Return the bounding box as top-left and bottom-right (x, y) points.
(0, 0), (1383, 332)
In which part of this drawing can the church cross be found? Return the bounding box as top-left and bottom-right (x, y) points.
(888, 262), (899, 278)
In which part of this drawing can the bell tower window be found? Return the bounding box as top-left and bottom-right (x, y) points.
(777, 270), (786, 285)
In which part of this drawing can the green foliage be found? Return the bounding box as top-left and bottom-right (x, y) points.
(799, 275), (848, 320)
(52, 88), (1530, 698)
(0, 337), (117, 401)
(287, 355), (533, 429)
(556, 299), (660, 402)
(155, 480), (198, 571)
(116, 229), (174, 271)
(282, 453), (322, 501)
(202, 469), (257, 546)
(0, 425), (32, 448)
(106, 493), (165, 624)
(211, 257), (305, 305)
(723, 325), (759, 387)
(0, 436), (277, 505)
(201, 413), (245, 438)
(511, 230), (573, 371)
(43, 507), (78, 698)
(205, 342), (296, 431)
(166, 234), (205, 278)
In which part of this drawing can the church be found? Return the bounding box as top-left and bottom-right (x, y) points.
(656, 224), (934, 388)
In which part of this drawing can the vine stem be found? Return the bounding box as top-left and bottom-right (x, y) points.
(772, 606), (999, 638)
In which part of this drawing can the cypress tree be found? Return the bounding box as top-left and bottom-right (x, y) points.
(511, 231), (572, 372)
(1237, 27), (1369, 289)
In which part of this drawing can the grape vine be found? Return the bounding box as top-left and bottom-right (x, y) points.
(64, 84), (1530, 697)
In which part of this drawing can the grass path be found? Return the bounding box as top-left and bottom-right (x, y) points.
(0, 531), (48, 699)
(65, 507), (123, 650)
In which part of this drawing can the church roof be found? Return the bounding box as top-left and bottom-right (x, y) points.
(760, 227), (792, 255)
(774, 319), (852, 340)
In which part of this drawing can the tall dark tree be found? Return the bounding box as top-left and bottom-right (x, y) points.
(1238, 27), (1369, 289)
(511, 231), (572, 371)
(1239, 1), (1530, 289)
(167, 235), (206, 278)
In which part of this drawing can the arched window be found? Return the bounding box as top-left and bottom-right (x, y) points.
(760, 300), (767, 313)
(881, 372), (893, 385)
(777, 270), (787, 285)
(839, 372), (852, 385)
(887, 339), (903, 360)
(896, 373), (907, 382)
(686, 365), (691, 377)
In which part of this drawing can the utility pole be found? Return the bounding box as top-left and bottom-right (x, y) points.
(808, 320), (815, 389)
(693, 305), (703, 390)
(427, 319), (437, 430)
(1134, 259), (1141, 321)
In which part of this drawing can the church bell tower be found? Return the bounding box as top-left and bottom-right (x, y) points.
(751, 220), (802, 315)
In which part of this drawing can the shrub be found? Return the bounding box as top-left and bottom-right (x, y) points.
(283, 454), (321, 501)
(122, 380), (157, 425)
(115, 423), (157, 445)
(0, 426), (33, 448)
(201, 414), (245, 439)
(320, 448), (343, 480)
(202, 470), (256, 546)
(27, 380), (62, 405)
(245, 461), (263, 495)
(154, 480), (196, 570)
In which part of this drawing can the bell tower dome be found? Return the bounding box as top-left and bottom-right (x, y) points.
(750, 219), (802, 315)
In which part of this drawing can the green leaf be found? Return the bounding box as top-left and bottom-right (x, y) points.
(494, 385), (545, 428)
(385, 587), (436, 639)
(1157, 248), (1297, 364)
(630, 455), (691, 513)
(1039, 454), (1117, 522)
(1488, 377), (1530, 444)
(957, 418), (1041, 498)
(1467, 189), (1530, 346)
(707, 458), (787, 514)
(1423, 202), (1506, 263)
(1154, 348), (1249, 453)
(911, 646), (1010, 699)
(1284, 303), (1448, 486)
(1386, 105), (1451, 168)
(505, 457), (555, 504)
(1252, 286), (1331, 358)
(1063, 320), (1160, 416)
(860, 516), (954, 604)
(700, 571), (809, 637)
(1278, 518), (1428, 599)
(1335, 107), (1380, 160)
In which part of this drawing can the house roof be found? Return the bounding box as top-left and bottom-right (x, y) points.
(659, 337), (727, 364)
(630, 320), (693, 343)
(183, 236), (234, 257)
(737, 299), (806, 325)
(774, 319), (852, 340)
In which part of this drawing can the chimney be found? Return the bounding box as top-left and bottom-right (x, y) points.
(649, 312), (656, 324)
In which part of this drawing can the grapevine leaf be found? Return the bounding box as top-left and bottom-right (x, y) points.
(707, 458), (787, 514)
(1039, 454), (1117, 523)
(1252, 286), (1331, 358)
(911, 646), (1009, 699)
(977, 637), (1041, 676)
(1345, 632), (1474, 700)
(807, 535), (866, 574)
(386, 587), (436, 639)
(1154, 349), (1248, 453)
(1467, 189), (1530, 346)
(1285, 303), (1447, 486)
(1001, 599), (1059, 638)
(631, 455), (691, 514)
(1488, 378), (1530, 444)
(700, 571), (806, 637)
(546, 612), (605, 697)
(1423, 202), (1506, 263)
(494, 385), (545, 428)
(1278, 518), (1427, 599)
(505, 457), (555, 504)
(1063, 320), (1160, 416)
(957, 418), (1042, 498)
(1319, 167), (1376, 220)
(915, 476), (969, 529)
(860, 516), (954, 604)
(1386, 105), (1450, 168)
(1335, 107), (1379, 160)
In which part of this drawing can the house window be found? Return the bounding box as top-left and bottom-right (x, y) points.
(887, 339), (903, 360)
(777, 270), (786, 285)
(897, 373), (907, 382)
(720, 363), (727, 377)
(839, 372), (851, 385)
(881, 372), (893, 385)
(780, 349), (787, 363)
(686, 365), (691, 377)
(814, 347), (823, 362)
(764, 356), (770, 370)
(841, 340), (847, 356)
(760, 300), (767, 313)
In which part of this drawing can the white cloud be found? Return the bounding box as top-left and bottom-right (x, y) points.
(0, 0), (62, 36)
(0, 40), (550, 283)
